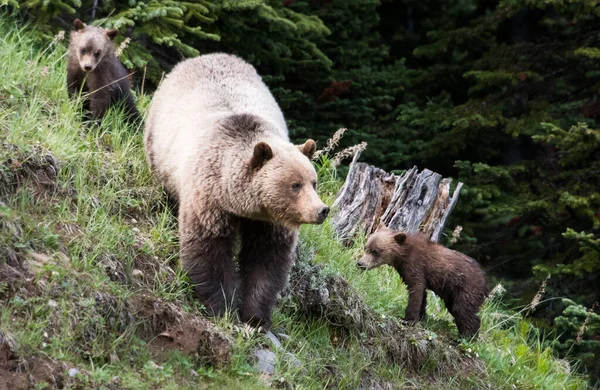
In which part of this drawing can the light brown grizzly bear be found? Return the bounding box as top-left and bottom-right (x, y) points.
(144, 53), (330, 330)
(358, 223), (487, 338)
(67, 19), (139, 122)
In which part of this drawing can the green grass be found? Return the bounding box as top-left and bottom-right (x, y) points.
(0, 18), (591, 389)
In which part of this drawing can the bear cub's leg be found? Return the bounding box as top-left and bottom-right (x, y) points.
(449, 292), (482, 338)
(179, 208), (237, 316)
(89, 89), (111, 120)
(404, 281), (426, 323)
(238, 220), (296, 331)
(419, 290), (428, 320)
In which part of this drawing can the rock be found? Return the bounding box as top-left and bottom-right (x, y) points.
(265, 331), (282, 350)
(147, 361), (163, 370)
(283, 352), (302, 370)
(277, 333), (291, 341)
(68, 368), (80, 378)
(253, 348), (277, 375)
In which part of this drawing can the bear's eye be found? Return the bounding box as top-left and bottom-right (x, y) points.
(94, 50), (101, 57)
(312, 181), (317, 190)
(80, 48), (86, 54)
(291, 182), (302, 192)
(371, 249), (379, 256)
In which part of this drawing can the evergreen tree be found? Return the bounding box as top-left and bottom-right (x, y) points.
(393, 0), (600, 308)
(7, 0), (331, 85)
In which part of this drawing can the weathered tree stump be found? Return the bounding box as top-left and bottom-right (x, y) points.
(331, 151), (463, 243)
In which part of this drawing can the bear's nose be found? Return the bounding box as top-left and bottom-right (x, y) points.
(317, 206), (330, 222)
(84, 64), (92, 71)
(357, 262), (367, 271)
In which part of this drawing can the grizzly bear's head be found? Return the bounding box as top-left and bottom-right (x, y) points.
(71, 19), (118, 73)
(247, 138), (330, 227)
(357, 222), (408, 270)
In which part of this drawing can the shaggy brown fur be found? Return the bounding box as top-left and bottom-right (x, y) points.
(67, 19), (139, 122)
(144, 54), (329, 330)
(358, 223), (487, 338)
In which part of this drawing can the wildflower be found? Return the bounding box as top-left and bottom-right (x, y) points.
(331, 141), (367, 167)
(41, 66), (50, 77)
(488, 283), (505, 299)
(449, 225), (462, 245)
(312, 127), (347, 160)
(575, 301), (599, 344)
(115, 37), (131, 58)
(52, 31), (65, 45)
(528, 274), (550, 312)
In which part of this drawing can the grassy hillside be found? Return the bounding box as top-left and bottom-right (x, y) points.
(0, 19), (590, 389)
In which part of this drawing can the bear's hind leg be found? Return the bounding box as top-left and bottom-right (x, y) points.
(419, 290), (428, 320)
(450, 293), (481, 339)
(239, 220), (297, 331)
(180, 208), (238, 317)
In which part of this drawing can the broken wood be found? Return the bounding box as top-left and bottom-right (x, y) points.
(331, 151), (463, 243)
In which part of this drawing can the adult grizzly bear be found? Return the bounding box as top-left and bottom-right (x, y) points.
(144, 53), (330, 330)
(357, 223), (487, 338)
(67, 19), (139, 122)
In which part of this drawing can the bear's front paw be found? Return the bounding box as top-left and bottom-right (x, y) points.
(401, 317), (418, 325)
(242, 315), (272, 333)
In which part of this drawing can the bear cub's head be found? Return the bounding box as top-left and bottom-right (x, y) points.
(248, 139), (329, 226)
(357, 222), (408, 270)
(70, 19), (118, 73)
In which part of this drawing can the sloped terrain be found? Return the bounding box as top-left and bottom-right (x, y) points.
(0, 20), (589, 389)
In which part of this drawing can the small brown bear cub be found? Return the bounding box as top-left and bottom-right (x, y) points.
(358, 223), (487, 338)
(67, 19), (139, 122)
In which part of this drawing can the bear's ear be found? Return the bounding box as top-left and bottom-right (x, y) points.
(393, 232), (407, 245)
(249, 142), (273, 171)
(297, 139), (316, 160)
(105, 28), (118, 40)
(73, 19), (86, 31)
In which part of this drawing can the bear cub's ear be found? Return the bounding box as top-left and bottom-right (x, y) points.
(297, 139), (317, 160)
(73, 19), (86, 31)
(105, 28), (118, 40)
(393, 232), (407, 245)
(249, 142), (273, 170)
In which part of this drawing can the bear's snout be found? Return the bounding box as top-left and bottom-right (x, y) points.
(317, 206), (330, 223)
(356, 261), (368, 271)
(83, 64), (93, 72)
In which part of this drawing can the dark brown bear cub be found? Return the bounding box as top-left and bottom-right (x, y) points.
(358, 223), (487, 338)
(67, 19), (139, 122)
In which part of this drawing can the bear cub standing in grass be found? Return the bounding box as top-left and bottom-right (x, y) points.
(67, 19), (139, 122)
(144, 53), (330, 331)
(358, 223), (487, 338)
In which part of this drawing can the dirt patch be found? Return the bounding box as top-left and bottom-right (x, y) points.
(0, 143), (65, 201)
(358, 369), (395, 390)
(129, 296), (233, 368)
(54, 221), (82, 241)
(0, 215), (36, 300)
(0, 331), (66, 390)
(131, 252), (177, 289)
(97, 251), (177, 291)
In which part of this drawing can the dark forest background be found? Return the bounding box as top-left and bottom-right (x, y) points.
(6, 0), (600, 381)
